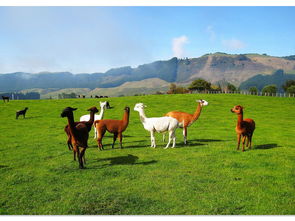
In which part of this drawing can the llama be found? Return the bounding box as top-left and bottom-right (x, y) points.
(231, 105), (256, 152)
(94, 106), (130, 150)
(65, 106), (99, 162)
(134, 103), (179, 149)
(16, 107), (28, 119)
(80, 101), (107, 138)
(2, 96), (9, 103)
(61, 107), (89, 169)
(164, 99), (208, 144)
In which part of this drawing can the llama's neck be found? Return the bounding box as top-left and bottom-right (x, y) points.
(237, 112), (244, 128)
(138, 109), (147, 124)
(88, 110), (95, 125)
(67, 113), (76, 132)
(98, 106), (105, 119)
(191, 102), (202, 122)
(122, 110), (130, 129)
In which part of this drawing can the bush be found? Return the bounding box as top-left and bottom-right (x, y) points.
(188, 79), (211, 92)
(248, 86), (258, 94)
(262, 84), (277, 95)
(286, 85), (295, 95)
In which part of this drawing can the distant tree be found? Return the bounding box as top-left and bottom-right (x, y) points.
(188, 79), (211, 92)
(286, 85), (295, 95)
(282, 80), (295, 92)
(262, 84), (277, 95)
(227, 83), (237, 92)
(167, 83), (177, 94)
(248, 86), (258, 94)
(210, 84), (221, 91)
(175, 86), (189, 94)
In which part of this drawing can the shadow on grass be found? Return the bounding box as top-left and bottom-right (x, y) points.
(0, 165), (9, 169)
(254, 143), (280, 150)
(94, 154), (157, 167)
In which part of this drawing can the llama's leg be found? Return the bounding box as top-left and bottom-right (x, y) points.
(162, 132), (166, 142)
(112, 132), (118, 149)
(183, 127), (187, 145)
(236, 134), (241, 150)
(16, 113), (18, 119)
(150, 131), (156, 148)
(246, 135), (250, 147)
(164, 131), (172, 149)
(94, 127), (97, 139)
(172, 131), (176, 148)
(242, 136), (246, 152)
(118, 133), (123, 149)
(81, 147), (86, 166)
(78, 147), (85, 169)
(97, 127), (106, 150)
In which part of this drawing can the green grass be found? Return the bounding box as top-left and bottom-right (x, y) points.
(0, 94), (294, 215)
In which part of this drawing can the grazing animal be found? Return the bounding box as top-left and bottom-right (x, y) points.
(94, 106), (130, 150)
(164, 99), (208, 144)
(2, 96), (9, 103)
(65, 106), (99, 162)
(231, 105), (256, 152)
(134, 103), (179, 149)
(16, 107), (28, 119)
(79, 101), (107, 138)
(106, 101), (111, 109)
(61, 107), (89, 169)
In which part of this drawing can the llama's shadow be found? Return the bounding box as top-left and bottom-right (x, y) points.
(94, 154), (157, 167)
(254, 143), (280, 150)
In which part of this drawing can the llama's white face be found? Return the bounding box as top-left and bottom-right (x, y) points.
(100, 101), (107, 109)
(134, 103), (145, 112)
(197, 99), (208, 106)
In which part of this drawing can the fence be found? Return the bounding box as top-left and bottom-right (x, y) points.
(191, 90), (295, 98)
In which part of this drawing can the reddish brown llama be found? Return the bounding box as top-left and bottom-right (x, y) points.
(231, 105), (255, 152)
(61, 107), (89, 169)
(165, 99), (208, 144)
(94, 106), (130, 150)
(64, 106), (98, 162)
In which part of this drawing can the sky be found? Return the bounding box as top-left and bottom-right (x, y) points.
(0, 6), (294, 74)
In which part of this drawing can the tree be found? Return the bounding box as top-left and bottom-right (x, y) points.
(248, 86), (258, 94)
(167, 83), (177, 94)
(282, 80), (295, 92)
(286, 85), (295, 95)
(227, 83), (237, 92)
(262, 84), (277, 95)
(188, 79), (211, 92)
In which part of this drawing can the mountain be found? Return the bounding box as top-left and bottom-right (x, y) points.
(1, 53), (295, 93)
(239, 69), (295, 92)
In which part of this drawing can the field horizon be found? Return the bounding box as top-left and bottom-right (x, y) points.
(0, 94), (294, 215)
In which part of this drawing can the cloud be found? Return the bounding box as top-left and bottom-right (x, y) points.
(206, 25), (216, 41)
(222, 38), (246, 50)
(172, 35), (189, 58)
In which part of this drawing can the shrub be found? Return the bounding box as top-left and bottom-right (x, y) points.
(262, 84), (277, 95)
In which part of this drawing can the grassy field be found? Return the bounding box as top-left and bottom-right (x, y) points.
(0, 94), (294, 215)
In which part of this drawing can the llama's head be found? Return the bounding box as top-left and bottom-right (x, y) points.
(231, 105), (244, 114)
(61, 107), (77, 117)
(87, 106), (99, 113)
(124, 106), (130, 113)
(134, 103), (146, 112)
(197, 99), (208, 106)
(100, 101), (107, 110)
(25, 107), (29, 110)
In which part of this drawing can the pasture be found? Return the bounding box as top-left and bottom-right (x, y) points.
(0, 94), (294, 215)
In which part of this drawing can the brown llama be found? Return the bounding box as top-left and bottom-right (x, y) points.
(164, 99), (208, 144)
(94, 106), (130, 150)
(61, 107), (89, 169)
(64, 106), (98, 162)
(231, 105), (256, 152)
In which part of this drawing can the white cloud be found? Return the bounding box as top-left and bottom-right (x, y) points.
(172, 35), (189, 58)
(206, 25), (216, 41)
(222, 38), (246, 50)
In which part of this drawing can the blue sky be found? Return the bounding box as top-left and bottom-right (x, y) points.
(0, 6), (294, 73)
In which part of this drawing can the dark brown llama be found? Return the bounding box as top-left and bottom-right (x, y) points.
(61, 107), (89, 169)
(16, 107), (28, 119)
(2, 96), (9, 103)
(231, 105), (256, 152)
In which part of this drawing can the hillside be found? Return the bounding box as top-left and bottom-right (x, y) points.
(1, 53), (295, 92)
